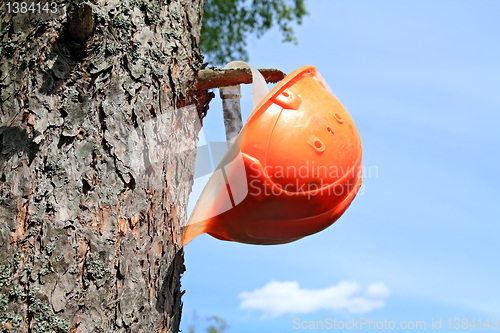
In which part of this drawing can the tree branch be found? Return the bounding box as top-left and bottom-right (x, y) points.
(197, 68), (286, 90)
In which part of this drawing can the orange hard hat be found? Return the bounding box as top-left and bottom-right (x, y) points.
(183, 66), (362, 245)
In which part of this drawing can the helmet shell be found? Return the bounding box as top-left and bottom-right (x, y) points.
(183, 66), (362, 245)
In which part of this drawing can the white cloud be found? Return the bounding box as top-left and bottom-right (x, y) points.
(238, 280), (390, 317)
(365, 282), (391, 298)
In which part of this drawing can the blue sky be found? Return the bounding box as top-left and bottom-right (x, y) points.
(181, 1), (500, 332)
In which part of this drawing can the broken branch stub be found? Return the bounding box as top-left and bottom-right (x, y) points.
(67, 3), (94, 42)
(197, 68), (286, 90)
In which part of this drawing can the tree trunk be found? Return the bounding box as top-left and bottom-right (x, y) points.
(0, 0), (204, 331)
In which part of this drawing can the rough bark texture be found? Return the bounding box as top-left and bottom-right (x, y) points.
(0, 0), (203, 331)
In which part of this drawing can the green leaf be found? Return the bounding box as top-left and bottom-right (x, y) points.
(201, 0), (308, 65)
